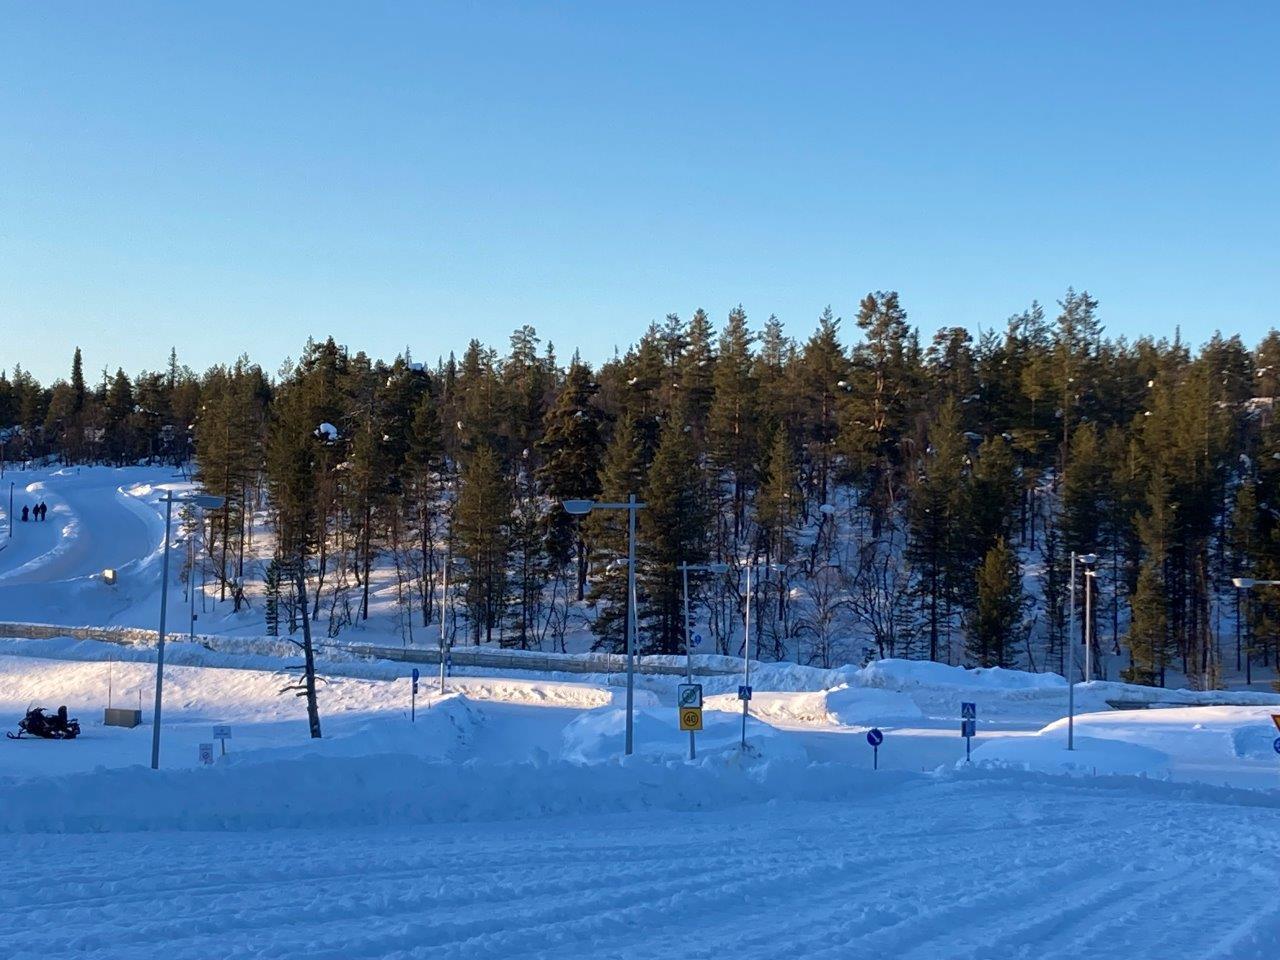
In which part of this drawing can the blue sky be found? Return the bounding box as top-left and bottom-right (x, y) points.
(2, 2), (1277, 384)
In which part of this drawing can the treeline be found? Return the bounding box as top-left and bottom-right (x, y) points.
(6, 291), (1280, 687)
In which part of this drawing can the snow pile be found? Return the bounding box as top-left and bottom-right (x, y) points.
(1077, 680), (1280, 710)
(971, 704), (1280, 784)
(560, 706), (806, 763)
(702, 685), (922, 727)
(970, 734), (1174, 779)
(824, 685), (925, 725)
(0, 750), (914, 834)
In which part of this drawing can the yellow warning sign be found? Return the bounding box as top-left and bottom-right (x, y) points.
(1272, 714), (1280, 733)
(679, 707), (703, 732)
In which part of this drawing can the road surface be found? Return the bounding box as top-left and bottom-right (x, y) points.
(2, 774), (1276, 959)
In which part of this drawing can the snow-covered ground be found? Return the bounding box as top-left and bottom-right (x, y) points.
(4, 464), (1280, 957)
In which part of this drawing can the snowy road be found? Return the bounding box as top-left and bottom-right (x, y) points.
(3, 774), (1278, 960)
(0, 470), (155, 586)
(0, 467), (171, 625)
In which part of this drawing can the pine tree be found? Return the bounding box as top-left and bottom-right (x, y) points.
(638, 412), (710, 654)
(453, 444), (512, 643)
(967, 538), (1022, 668)
(707, 305), (758, 536)
(907, 400), (969, 661)
(536, 360), (604, 599)
(588, 412), (645, 650)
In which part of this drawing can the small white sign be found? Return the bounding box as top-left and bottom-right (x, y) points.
(213, 725), (232, 740)
(198, 743), (214, 765)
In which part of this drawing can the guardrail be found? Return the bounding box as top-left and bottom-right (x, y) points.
(0, 621), (749, 678)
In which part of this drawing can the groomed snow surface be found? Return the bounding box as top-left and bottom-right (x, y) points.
(2, 646), (1280, 958)
(3, 465), (1280, 957)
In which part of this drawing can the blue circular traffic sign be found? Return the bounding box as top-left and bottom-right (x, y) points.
(1273, 736), (1280, 755)
(866, 728), (884, 747)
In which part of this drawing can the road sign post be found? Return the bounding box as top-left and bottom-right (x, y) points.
(677, 683), (704, 758)
(213, 724), (231, 757)
(411, 668), (420, 723)
(737, 684), (753, 749)
(867, 728), (884, 770)
(961, 702), (977, 762)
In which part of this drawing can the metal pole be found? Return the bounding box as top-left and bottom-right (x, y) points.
(1067, 552), (1076, 751)
(440, 556), (449, 694)
(1245, 589), (1252, 685)
(150, 492), (174, 770)
(682, 562), (694, 761)
(8, 482), (12, 538)
(189, 512), (197, 642)
(625, 493), (637, 757)
(1235, 586), (1242, 672)
(1084, 570), (1094, 684)
(741, 561), (751, 748)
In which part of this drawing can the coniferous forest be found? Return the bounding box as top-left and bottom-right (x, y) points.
(5, 290), (1280, 689)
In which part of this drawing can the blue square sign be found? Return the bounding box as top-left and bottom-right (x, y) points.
(738, 685), (753, 701)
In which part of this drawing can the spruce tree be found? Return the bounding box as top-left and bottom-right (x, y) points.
(452, 444), (512, 643)
(588, 412), (645, 650)
(536, 360), (604, 599)
(967, 537), (1022, 668)
(639, 411), (710, 654)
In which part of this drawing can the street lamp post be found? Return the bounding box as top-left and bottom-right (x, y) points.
(1230, 577), (1280, 686)
(564, 495), (645, 756)
(1084, 568), (1097, 683)
(439, 553), (462, 693)
(151, 490), (226, 770)
(1067, 551), (1097, 751)
(679, 560), (728, 760)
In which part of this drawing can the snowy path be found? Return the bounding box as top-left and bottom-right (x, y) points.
(0, 469), (155, 585)
(3, 776), (1278, 959)
(0, 467), (173, 624)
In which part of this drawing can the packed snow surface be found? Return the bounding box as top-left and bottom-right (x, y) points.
(4, 465), (1280, 957)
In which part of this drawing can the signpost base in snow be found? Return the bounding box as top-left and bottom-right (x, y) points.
(104, 708), (141, 729)
(866, 728), (884, 770)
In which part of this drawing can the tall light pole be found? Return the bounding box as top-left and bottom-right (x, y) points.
(151, 490), (225, 770)
(439, 553), (462, 693)
(679, 560), (728, 760)
(186, 500), (216, 643)
(1231, 577), (1280, 686)
(564, 496), (645, 755)
(1067, 551), (1096, 751)
(1084, 568), (1097, 683)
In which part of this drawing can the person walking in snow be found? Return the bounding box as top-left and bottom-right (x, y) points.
(20, 505), (28, 522)
(38, 501), (47, 521)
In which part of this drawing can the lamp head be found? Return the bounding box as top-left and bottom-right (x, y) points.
(191, 494), (226, 510)
(1080, 553), (1098, 566)
(1233, 577), (1255, 589)
(707, 562), (730, 574)
(562, 499), (595, 516)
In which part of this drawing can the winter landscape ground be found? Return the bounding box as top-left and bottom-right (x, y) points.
(1, 465), (1279, 959)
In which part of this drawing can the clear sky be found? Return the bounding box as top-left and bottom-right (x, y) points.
(2, 2), (1277, 384)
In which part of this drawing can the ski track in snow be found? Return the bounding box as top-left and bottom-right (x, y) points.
(2, 779), (1278, 960)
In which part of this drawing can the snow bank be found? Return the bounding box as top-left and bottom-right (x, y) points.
(702, 685), (922, 727)
(971, 704), (1280, 784)
(560, 706), (807, 763)
(970, 734), (1174, 779)
(0, 751), (916, 834)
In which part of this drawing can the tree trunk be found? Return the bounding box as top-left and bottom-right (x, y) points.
(295, 566), (322, 739)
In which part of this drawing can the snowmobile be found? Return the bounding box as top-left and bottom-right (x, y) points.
(7, 706), (81, 740)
